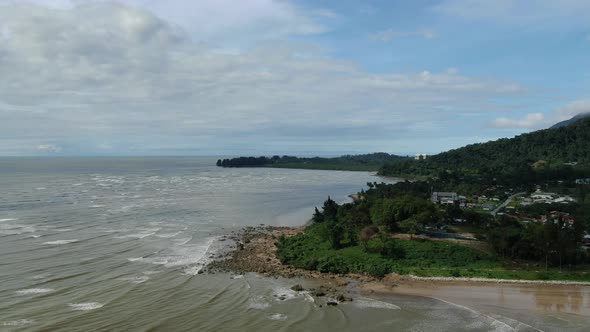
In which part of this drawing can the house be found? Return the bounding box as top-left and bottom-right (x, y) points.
(431, 192), (458, 204)
(415, 154), (428, 160)
(553, 196), (575, 204)
(575, 179), (590, 185)
(541, 211), (575, 226)
(531, 191), (555, 201)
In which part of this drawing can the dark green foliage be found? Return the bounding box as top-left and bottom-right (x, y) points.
(379, 118), (590, 184)
(216, 153), (411, 171)
(276, 176), (590, 280)
(276, 228), (499, 278)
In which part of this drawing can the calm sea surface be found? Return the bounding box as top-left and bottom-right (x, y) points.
(0, 157), (588, 331)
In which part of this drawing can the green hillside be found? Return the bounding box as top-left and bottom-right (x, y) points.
(380, 118), (590, 183)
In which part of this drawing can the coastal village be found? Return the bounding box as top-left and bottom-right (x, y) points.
(431, 180), (590, 249)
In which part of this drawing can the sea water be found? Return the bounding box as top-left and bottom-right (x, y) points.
(0, 157), (588, 331)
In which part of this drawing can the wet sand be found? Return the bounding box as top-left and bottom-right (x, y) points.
(208, 226), (590, 325)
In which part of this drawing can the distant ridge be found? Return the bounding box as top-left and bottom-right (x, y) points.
(551, 112), (590, 129)
(379, 117), (590, 183)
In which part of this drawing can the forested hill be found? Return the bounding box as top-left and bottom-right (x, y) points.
(551, 112), (590, 129)
(380, 117), (590, 182)
(216, 153), (410, 171)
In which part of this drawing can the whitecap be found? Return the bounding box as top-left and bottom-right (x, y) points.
(0, 218), (17, 222)
(174, 237), (192, 245)
(127, 257), (144, 262)
(0, 223), (36, 235)
(268, 313), (288, 321)
(155, 231), (182, 238)
(118, 276), (149, 284)
(89, 204), (105, 208)
(15, 288), (54, 296)
(114, 232), (155, 239)
(248, 296), (270, 310)
(68, 302), (104, 311)
(354, 298), (400, 310)
(271, 287), (300, 302)
(43, 239), (79, 245)
(2, 319), (35, 326)
(142, 270), (161, 275)
(182, 265), (205, 275)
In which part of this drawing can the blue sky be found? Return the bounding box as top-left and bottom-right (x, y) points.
(0, 0), (588, 156)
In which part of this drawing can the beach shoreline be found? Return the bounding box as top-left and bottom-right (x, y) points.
(207, 225), (590, 287)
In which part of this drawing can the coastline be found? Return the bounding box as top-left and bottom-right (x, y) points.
(208, 225), (590, 287)
(207, 225), (590, 322)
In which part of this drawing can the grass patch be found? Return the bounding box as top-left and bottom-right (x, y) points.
(276, 225), (590, 281)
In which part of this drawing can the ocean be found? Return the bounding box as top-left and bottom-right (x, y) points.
(0, 157), (588, 331)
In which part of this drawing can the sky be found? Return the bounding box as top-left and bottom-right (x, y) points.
(0, 0), (588, 156)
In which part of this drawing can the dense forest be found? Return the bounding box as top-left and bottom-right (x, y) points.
(216, 118), (590, 184)
(216, 153), (410, 171)
(379, 117), (590, 184)
(276, 180), (590, 279)
(215, 116), (590, 279)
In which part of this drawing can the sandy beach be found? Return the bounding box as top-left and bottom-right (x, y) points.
(208, 225), (590, 321)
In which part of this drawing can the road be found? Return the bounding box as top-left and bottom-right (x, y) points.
(491, 192), (526, 216)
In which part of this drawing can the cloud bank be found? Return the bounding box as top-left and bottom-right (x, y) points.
(0, 2), (531, 155)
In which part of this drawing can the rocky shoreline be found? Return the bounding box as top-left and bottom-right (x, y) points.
(206, 225), (590, 292)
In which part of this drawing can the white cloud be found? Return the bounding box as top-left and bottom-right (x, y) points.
(37, 144), (62, 153)
(491, 101), (590, 130)
(555, 100), (590, 120)
(492, 113), (546, 129)
(433, 0), (590, 24)
(0, 2), (528, 155)
(1, 0), (327, 45)
(369, 28), (435, 42)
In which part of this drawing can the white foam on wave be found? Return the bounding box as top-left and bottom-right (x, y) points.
(55, 228), (74, 232)
(268, 313), (288, 321)
(161, 237), (216, 274)
(43, 239), (79, 245)
(433, 297), (514, 332)
(118, 276), (149, 284)
(89, 204), (106, 208)
(15, 288), (54, 295)
(271, 286), (300, 302)
(0, 223), (36, 235)
(115, 227), (161, 240)
(2, 319), (35, 326)
(354, 298), (400, 310)
(142, 270), (161, 275)
(68, 302), (104, 311)
(174, 237), (192, 245)
(248, 296), (270, 310)
(29, 234), (42, 238)
(115, 232), (155, 239)
(155, 231), (182, 238)
(128, 257), (144, 262)
(0, 218), (17, 222)
(98, 227), (126, 233)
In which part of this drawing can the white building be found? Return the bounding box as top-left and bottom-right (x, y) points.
(415, 154), (428, 160)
